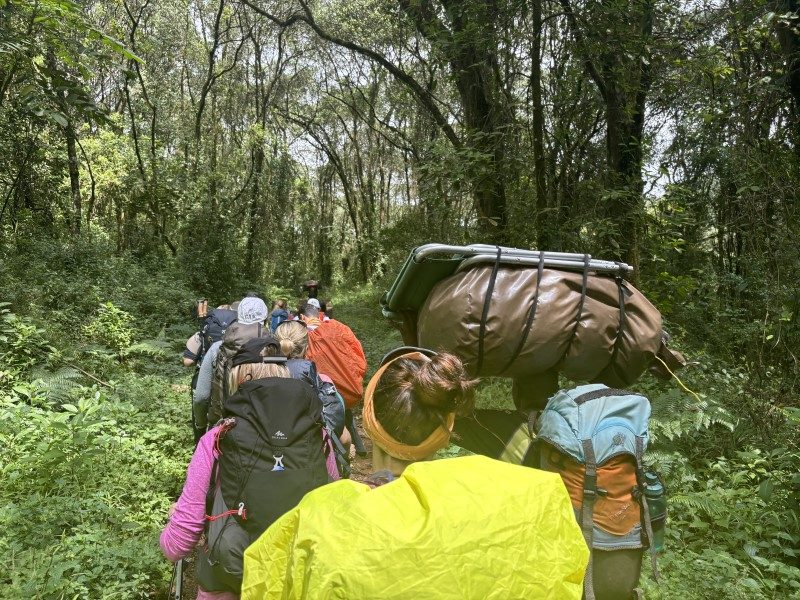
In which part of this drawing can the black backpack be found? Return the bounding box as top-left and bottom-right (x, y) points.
(208, 322), (269, 425)
(200, 308), (237, 360)
(196, 377), (330, 593)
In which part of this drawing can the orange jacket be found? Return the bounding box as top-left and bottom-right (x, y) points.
(306, 319), (366, 408)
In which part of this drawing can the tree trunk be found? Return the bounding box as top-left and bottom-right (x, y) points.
(443, 0), (508, 241)
(531, 0), (549, 249)
(773, 0), (800, 150)
(604, 87), (646, 272)
(245, 143), (265, 275)
(65, 121), (81, 235)
(559, 0), (653, 276)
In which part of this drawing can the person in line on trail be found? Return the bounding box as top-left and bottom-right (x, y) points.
(301, 279), (320, 299)
(161, 336), (339, 600)
(298, 299), (367, 455)
(240, 349), (588, 599)
(273, 321), (351, 477)
(273, 320), (345, 438)
(184, 300), (241, 442)
(293, 298), (331, 322)
(452, 389), (659, 600)
(182, 332), (203, 368)
(181, 301), (240, 368)
(319, 299), (332, 320)
(268, 299), (288, 332)
(193, 297), (267, 433)
(299, 297), (329, 321)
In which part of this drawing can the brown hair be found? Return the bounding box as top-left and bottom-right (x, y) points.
(373, 353), (478, 446)
(274, 320), (308, 358)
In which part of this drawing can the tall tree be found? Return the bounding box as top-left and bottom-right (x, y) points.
(560, 0), (655, 272)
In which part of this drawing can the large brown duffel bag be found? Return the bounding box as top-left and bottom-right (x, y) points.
(382, 245), (684, 409)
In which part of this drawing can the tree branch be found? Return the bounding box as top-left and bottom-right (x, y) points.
(557, 0), (608, 100)
(238, 0), (461, 148)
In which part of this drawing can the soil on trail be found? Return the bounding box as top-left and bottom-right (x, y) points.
(172, 411), (373, 599)
(346, 409), (374, 482)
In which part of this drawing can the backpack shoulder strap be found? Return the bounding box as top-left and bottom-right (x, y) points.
(581, 438), (598, 600)
(204, 420), (236, 523)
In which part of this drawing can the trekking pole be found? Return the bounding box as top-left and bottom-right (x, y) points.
(169, 558), (184, 600)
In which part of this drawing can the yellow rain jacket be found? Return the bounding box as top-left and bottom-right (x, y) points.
(242, 455), (588, 600)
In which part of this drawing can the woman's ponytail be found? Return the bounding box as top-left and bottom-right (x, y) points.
(412, 353), (477, 416)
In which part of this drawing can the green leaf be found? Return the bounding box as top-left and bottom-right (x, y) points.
(758, 479), (774, 501)
(48, 111), (68, 128)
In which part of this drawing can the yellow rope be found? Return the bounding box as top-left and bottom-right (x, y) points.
(654, 356), (702, 403)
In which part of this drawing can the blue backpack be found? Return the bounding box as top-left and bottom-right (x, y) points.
(536, 384), (664, 600)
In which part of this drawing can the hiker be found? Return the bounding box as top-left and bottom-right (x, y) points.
(182, 332), (203, 368)
(299, 297), (330, 320)
(161, 336), (338, 599)
(193, 297), (267, 434)
(299, 300), (367, 454)
(301, 279), (320, 299)
(268, 299), (288, 332)
(181, 301), (239, 368)
(273, 320), (345, 436)
(183, 301), (240, 443)
(240, 349), (588, 599)
(274, 320), (350, 477)
(452, 390), (663, 600)
(319, 299), (332, 320)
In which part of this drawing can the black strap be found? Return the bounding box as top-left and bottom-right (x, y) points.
(476, 246), (502, 375)
(561, 254), (590, 363)
(498, 251), (545, 375)
(581, 438), (598, 600)
(326, 425), (351, 478)
(606, 271), (630, 375)
(221, 357), (229, 407)
(204, 457), (221, 522)
(527, 410), (538, 438)
(573, 387), (635, 405)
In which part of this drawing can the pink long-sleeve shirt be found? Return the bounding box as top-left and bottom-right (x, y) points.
(160, 425), (339, 600)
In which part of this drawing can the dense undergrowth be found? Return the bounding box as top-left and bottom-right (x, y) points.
(0, 236), (197, 598)
(1, 236), (798, 598)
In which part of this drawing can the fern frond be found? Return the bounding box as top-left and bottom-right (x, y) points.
(120, 339), (171, 359)
(30, 367), (82, 402)
(670, 492), (727, 518)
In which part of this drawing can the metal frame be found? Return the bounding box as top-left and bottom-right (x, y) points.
(411, 243), (632, 275)
(456, 255), (631, 274)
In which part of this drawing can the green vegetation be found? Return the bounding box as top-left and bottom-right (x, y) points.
(1, 241), (797, 598)
(0, 240), (195, 598)
(1, 0), (799, 595)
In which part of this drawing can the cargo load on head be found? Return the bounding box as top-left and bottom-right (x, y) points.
(381, 243), (685, 410)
